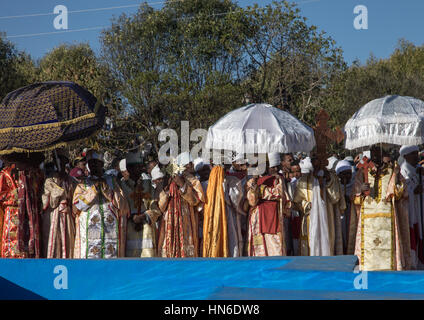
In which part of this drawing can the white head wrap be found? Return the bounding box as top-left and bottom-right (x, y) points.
(343, 156), (354, 163)
(399, 145), (419, 157)
(151, 165), (164, 180)
(398, 145), (419, 167)
(326, 156), (339, 171)
(119, 159), (127, 172)
(176, 151), (193, 167)
(232, 153), (246, 165)
(268, 152), (281, 168)
(336, 160), (352, 175)
(193, 158), (205, 172)
(300, 157), (313, 174)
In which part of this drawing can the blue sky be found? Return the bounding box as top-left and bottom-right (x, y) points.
(0, 0), (423, 65)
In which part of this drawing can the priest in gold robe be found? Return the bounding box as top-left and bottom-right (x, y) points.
(293, 154), (345, 256)
(121, 152), (161, 257)
(350, 145), (411, 271)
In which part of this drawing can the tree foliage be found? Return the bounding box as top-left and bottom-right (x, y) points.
(8, 1), (424, 158)
(326, 39), (424, 129)
(237, 1), (346, 126)
(37, 43), (127, 154)
(0, 33), (37, 102)
(101, 0), (248, 153)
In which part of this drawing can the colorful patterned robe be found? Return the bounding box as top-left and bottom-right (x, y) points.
(73, 177), (129, 259)
(0, 166), (44, 258)
(41, 176), (76, 258)
(246, 175), (291, 256)
(157, 173), (204, 258)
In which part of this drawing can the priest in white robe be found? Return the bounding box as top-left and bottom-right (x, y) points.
(399, 145), (424, 269)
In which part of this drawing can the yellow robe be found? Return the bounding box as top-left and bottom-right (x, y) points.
(121, 178), (161, 257)
(350, 166), (411, 271)
(293, 172), (344, 256)
(202, 166), (228, 257)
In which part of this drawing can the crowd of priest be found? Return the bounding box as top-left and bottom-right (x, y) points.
(0, 144), (423, 272)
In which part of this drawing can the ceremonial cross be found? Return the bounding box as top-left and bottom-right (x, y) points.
(314, 109), (344, 171)
(131, 181), (153, 214)
(313, 109), (344, 196)
(373, 237), (382, 246)
(130, 187), (144, 215)
(357, 156), (375, 197)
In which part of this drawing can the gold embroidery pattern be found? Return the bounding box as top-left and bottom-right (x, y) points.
(363, 213), (392, 219)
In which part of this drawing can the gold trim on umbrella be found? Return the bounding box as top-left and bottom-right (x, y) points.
(0, 112), (97, 134)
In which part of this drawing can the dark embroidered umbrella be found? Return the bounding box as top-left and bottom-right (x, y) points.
(0, 81), (105, 154)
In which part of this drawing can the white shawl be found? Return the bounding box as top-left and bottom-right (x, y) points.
(308, 177), (331, 256)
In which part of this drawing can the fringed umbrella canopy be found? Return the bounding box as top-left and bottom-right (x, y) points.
(205, 103), (316, 154)
(344, 95), (424, 150)
(0, 81), (105, 154)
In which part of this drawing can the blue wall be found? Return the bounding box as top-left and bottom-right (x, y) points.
(1, 256), (424, 300)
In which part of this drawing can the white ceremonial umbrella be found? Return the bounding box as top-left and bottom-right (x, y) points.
(205, 103), (316, 154)
(344, 95), (424, 150)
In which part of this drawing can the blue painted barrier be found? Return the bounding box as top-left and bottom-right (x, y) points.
(0, 256), (424, 300)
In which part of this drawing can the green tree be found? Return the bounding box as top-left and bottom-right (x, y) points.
(101, 0), (347, 156)
(238, 1), (346, 126)
(38, 43), (128, 154)
(0, 33), (37, 101)
(101, 0), (250, 152)
(327, 39), (424, 130)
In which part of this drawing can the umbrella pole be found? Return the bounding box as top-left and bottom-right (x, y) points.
(380, 143), (382, 164)
(420, 167), (424, 263)
(54, 149), (61, 173)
